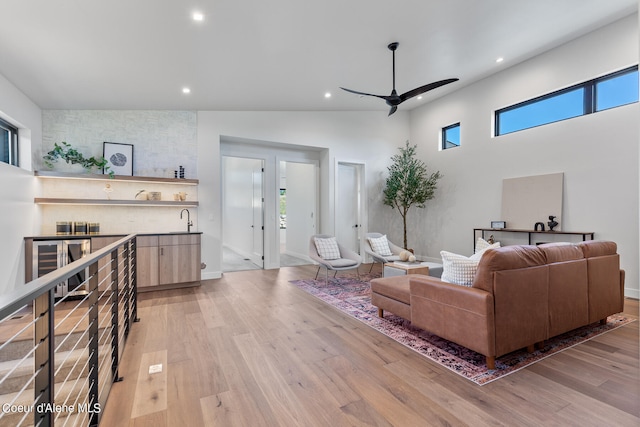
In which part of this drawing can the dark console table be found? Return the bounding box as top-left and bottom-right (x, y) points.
(474, 228), (594, 249)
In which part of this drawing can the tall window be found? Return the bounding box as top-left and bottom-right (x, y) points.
(495, 65), (638, 136)
(442, 123), (461, 149)
(0, 118), (19, 166)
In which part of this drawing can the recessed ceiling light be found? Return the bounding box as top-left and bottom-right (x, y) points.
(496, 57), (504, 63)
(182, 87), (191, 94)
(324, 92), (331, 98)
(417, 96), (423, 100)
(192, 12), (204, 21)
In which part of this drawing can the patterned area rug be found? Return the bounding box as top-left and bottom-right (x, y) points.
(290, 274), (635, 385)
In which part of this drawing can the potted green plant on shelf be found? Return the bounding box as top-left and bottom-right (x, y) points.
(43, 141), (114, 177)
(383, 141), (442, 250)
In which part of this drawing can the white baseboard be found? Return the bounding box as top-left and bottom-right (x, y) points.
(283, 249), (312, 262)
(625, 287), (639, 299)
(202, 271), (222, 280)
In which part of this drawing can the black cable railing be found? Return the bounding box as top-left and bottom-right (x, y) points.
(0, 234), (138, 427)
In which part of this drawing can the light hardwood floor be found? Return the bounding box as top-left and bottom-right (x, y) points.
(101, 265), (640, 426)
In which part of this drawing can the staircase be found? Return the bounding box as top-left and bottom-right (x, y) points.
(0, 327), (115, 426)
(0, 235), (137, 427)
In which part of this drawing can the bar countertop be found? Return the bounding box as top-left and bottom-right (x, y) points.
(25, 231), (202, 241)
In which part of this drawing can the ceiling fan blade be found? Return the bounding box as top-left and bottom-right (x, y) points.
(341, 42), (459, 116)
(340, 87), (387, 100)
(399, 78), (459, 103)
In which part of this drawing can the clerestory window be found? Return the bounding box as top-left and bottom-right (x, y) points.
(495, 65), (638, 136)
(442, 123), (461, 149)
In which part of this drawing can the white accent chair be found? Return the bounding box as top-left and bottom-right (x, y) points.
(309, 234), (362, 283)
(364, 232), (405, 272)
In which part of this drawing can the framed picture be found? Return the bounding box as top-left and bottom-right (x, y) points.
(103, 142), (133, 176)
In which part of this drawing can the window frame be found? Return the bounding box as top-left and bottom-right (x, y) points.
(441, 122), (461, 150)
(495, 65), (638, 136)
(0, 117), (19, 167)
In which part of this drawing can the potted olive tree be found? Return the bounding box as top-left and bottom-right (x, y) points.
(383, 141), (442, 250)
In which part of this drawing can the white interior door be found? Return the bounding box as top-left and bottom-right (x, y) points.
(222, 156), (264, 269)
(281, 161), (317, 262)
(336, 162), (362, 253)
(251, 165), (264, 267)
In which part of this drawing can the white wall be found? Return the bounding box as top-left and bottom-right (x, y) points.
(198, 111), (410, 278)
(42, 110), (197, 178)
(409, 14), (639, 297)
(0, 72), (41, 294)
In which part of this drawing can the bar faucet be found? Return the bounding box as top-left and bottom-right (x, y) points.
(180, 209), (193, 232)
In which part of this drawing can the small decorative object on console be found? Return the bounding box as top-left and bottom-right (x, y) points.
(490, 221), (506, 229)
(547, 215), (559, 231)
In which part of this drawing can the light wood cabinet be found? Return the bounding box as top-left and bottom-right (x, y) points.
(136, 236), (159, 288)
(136, 233), (201, 291)
(158, 235), (201, 285)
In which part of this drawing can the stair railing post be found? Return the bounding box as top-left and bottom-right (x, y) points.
(33, 288), (55, 427)
(88, 260), (100, 427)
(132, 238), (139, 323)
(110, 248), (121, 383)
(123, 242), (131, 337)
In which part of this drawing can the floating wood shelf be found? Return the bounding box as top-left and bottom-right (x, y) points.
(35, 170), (198, 185)
(34, 198), (199, 207)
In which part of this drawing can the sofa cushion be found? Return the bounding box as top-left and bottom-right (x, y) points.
(538, 242), (584, 263)
(577, 240), (617, 258)
(472, 245), (547, 293)
(371, 275), (411, 304)
(368, 235), (392, 256)
(314, 237), (341, 260)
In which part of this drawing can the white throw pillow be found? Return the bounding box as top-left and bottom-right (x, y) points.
(475, 237), (500, 253)
(314, 237), (341, 260)
(440, 251), (480, 287)
(441, 243), (500, 286)
(368, 235), (392, 256)
(471, 241), (500, 261)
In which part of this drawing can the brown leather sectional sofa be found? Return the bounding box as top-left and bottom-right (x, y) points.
(372, 240), (625, 370)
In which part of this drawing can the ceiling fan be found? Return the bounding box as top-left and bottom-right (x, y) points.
(340, 42), (458, 116)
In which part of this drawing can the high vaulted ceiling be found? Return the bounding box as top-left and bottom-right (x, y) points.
(1, 0), (637, 112)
